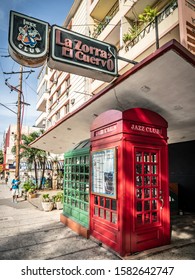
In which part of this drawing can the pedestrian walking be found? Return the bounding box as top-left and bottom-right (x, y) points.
(11, 175), (20, 203)
(41, 176), (46, 189)
(53, 172), (58, 189)
(5, 174), (8, 184)
(47, 173), (52, 189)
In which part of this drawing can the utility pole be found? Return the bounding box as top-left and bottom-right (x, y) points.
(4, 68), (34, 178)
(15, 65), (23, 177)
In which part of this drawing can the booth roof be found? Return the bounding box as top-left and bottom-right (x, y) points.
(31, 40), (195, 154)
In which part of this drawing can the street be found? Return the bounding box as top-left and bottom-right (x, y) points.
(0, 182), (195, 260)
(0, 182), (119, 260)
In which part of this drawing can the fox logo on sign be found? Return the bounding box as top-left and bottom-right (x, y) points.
(8, 11), (49, 67)
(17, 25), (42, 48)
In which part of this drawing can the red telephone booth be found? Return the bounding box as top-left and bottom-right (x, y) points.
(90, 108), (170, 256)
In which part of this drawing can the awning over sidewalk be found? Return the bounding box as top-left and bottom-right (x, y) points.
(31, 40), (195, 154)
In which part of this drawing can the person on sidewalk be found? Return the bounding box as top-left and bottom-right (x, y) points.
(41, 176), (46, 189)
(5, 174), (9, 184)
(46, 173), (52, 189)
(11, 175), (20, 203)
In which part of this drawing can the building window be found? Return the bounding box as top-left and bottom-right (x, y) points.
(56, 111), (60, 121)
(65, 77), (70, 96)
(48, 98), (53, 107)
(65, 102), (70, 114)
(56, 88), (61, 98)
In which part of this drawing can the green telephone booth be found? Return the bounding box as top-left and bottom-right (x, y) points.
(60, 139), (90, 236)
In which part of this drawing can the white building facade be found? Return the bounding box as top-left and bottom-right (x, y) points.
(36, 0), (91, 133)
(35, 0), (189, 148)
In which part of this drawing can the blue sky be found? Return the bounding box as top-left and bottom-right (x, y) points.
(0, 0), (74, 148)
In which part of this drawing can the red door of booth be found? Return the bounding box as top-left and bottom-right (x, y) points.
(130, 145), (169, 253)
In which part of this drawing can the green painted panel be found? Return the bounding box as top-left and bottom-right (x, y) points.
(80, 212), (88, 223)
(72, 209), (80, 220)
(63, 144), (90, 228)
(64, 205), (72, 215)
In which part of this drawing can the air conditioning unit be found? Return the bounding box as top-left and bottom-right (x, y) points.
(71, 98), (75, 105)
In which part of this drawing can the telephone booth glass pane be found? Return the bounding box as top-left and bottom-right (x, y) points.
(136, 176), (142, 186)
(112, 213), (117, 224)
(144, 188), (150, 198)
(136, 164), (142, 174)
(92, 195), (118, 225)
(137, 189), (142, 199)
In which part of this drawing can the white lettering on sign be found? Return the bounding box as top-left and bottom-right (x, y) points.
(131, 124), (161, 135)
(23, 19), (37, 28)
(56, 31), (115, 72)
(18, 43), (41, 54)
(95, 125), (117, 136)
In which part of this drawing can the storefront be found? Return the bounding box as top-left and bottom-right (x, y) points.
(31, 40), (195, 256)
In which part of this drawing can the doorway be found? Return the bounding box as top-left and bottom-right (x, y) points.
(130, 146), (169, 252)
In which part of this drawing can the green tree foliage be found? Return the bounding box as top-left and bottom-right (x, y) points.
(123, 6), (158, 43)
(138, 6), (158, 24)
(12, 131), (48, 189)
(0, 150), (3, 164)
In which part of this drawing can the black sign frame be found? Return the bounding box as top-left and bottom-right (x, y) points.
(48, 25), (118, 82)
(8, 10), (49, 67)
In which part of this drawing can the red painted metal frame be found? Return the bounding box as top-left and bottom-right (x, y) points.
(90, 108), (170, 256)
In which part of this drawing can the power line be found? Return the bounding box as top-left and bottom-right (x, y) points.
(24, 81), (38, 94)
(0, 102), (17, 114)
(3, 70), (35, 75)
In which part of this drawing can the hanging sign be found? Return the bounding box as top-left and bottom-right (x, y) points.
(48, 25), (118, 82)
(8, 11), (49, 67)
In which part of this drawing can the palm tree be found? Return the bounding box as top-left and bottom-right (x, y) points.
(12, 130), (48, 189)
(21, 132), (48, 188)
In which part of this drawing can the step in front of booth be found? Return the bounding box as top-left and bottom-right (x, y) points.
(60, 213), (90, 239)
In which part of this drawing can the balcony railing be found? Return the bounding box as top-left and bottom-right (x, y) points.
(125, 0), (178, 51)
(93, 1), (119, 38)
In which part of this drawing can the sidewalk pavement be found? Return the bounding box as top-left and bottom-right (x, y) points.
(0, 182), (195, 260)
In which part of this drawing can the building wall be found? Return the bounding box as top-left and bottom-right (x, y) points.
(91, 0), (180, 93)
(169, 140), (195, 213)
(36, 0), (183, 129)
(36, 1), (192, 145)
(36, 0), (91, 131)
